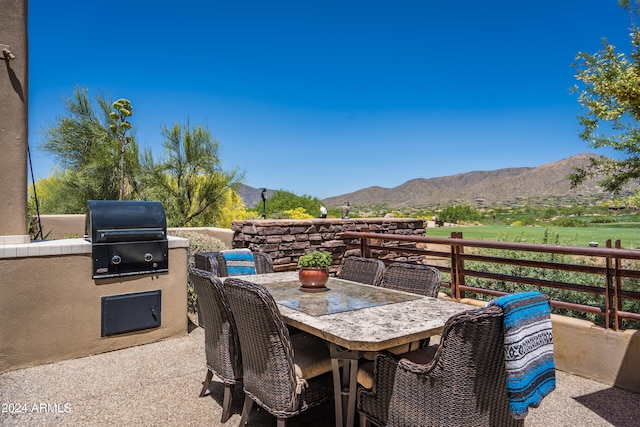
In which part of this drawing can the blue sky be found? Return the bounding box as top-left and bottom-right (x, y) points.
(28, 1), (632, 199)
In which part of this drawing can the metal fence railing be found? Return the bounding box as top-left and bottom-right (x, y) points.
(341, 231), (640, 330)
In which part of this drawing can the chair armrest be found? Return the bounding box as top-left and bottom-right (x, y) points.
(357, 351), (401, 426)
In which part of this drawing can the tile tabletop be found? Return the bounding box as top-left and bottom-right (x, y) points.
(232, 271), (469, 351)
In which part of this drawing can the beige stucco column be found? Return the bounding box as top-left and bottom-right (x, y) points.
(0, 0), (29, 243)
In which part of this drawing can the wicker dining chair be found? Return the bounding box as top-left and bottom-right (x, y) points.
(358, 305), (525, 427)
(337, 256), (385, 286)
(188, 268), (242, 424)
(380, 262), (443, 350)
(223, 277), (335, 427)
(197, 250), (274, 277)
(381, 262), (442, 297)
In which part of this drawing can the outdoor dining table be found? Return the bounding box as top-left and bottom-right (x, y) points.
(233, 271), (468, 427)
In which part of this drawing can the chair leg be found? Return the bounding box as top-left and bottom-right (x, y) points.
(220, 383), (234, 423)
(276, 418), (287, 427)
(239, 394), (253, 426)
(359, 414), (370, 427)
(419, 337), (431, 349)
(199, 369), (213, 397)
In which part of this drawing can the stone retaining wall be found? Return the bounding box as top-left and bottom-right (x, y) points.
(231, 218), (426, 271)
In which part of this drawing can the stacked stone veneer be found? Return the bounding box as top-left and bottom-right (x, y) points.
(231, 218), (426, 272)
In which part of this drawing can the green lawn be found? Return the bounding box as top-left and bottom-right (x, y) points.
(425, 225), (640, 249)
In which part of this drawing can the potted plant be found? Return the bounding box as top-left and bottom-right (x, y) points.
(297, 250), (332, 291)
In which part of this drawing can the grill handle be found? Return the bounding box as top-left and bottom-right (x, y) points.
(95, 228), (166, 242)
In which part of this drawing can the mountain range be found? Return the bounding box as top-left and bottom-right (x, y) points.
(240, 153), (632, 210)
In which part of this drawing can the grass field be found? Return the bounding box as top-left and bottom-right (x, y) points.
(425, 224), (640, 249)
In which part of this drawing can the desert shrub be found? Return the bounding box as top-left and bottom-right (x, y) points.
(169, 230), (227, 313)
(284, 207), (314, 219)
(459, 238), (640, 329)
(542, 207), (559, 219)
(551, 217), (587, 227)
(589, 216), (617, 224)
(619, 259), (640, 329)
(438, 204), (482, 224)
(463, 247), (608, 324)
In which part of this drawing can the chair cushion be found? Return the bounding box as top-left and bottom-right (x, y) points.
(361, 340), (422, 361)
(221, 249), (256, 276)
(402, 344), (439, 365)
(291, 333), (332, 380)
(358, 344), (439, 390)
(357, 361), (375, 389)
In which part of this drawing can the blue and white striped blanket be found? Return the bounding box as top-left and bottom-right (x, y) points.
(221, 249), (256, 276)
(488, 291), (556, 419)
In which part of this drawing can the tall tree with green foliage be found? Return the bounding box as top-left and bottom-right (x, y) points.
(438, 204), (482, 224)
(40, 87), (141, 212)
(37, 88), (242, 224)
(109, 98), (134, 200)
(139, 123), (241, 227)
(263, 190), (323, 218)
(570, 0), (640, 193)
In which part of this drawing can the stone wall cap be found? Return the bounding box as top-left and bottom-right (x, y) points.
(232, 218), (425, 225)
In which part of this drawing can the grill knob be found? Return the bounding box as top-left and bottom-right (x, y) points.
(111, 255), (122, 265)
(144, 253), (154, 262)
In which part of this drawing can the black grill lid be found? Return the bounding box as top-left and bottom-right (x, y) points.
(85, 200), (167, 242)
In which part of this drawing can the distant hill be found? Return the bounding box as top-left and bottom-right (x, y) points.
(322, 153), (635, 209)
(240, 154), (636, 210)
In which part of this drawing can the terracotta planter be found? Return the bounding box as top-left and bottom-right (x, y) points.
(298, 268), (330, 290)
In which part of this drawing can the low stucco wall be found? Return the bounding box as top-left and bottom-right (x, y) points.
(552, 315), (640, 393)
(460, 297), (640, 393)
(0, 239), (188, 373)
(168, 226), (233, 248)
(37, 214), (86, 239)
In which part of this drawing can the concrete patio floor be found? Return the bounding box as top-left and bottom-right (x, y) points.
(1, 320), (638, 427)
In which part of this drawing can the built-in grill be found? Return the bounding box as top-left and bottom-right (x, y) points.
(85, 200), (169, 279)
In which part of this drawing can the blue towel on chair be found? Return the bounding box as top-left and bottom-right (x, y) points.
(488, 291), (556, 419)
(222, 249), (256, 276)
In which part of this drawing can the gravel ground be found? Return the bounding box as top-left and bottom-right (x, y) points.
(1, 322), (638, 427)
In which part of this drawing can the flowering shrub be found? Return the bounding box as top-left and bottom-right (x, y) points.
(284, 207), (314, 219)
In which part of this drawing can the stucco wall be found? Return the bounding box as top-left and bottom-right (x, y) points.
(168, 227), (234, 249)
(36, 214), (86, 239)
(0, 240), (188, 373)
(460, 297), (640, 393)
(552, 315), (640, 393)
(0, 0), (28, 240)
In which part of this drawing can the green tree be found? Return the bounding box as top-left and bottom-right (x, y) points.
(40, 87), (141, 212)
(37, 88), (243, 224)
(438, 204), (482, 224)
(569, 1), (640, 193)
(140, 122), (241, 227)
(263, 190), (323, 218)
(31, 171), (92, 214)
